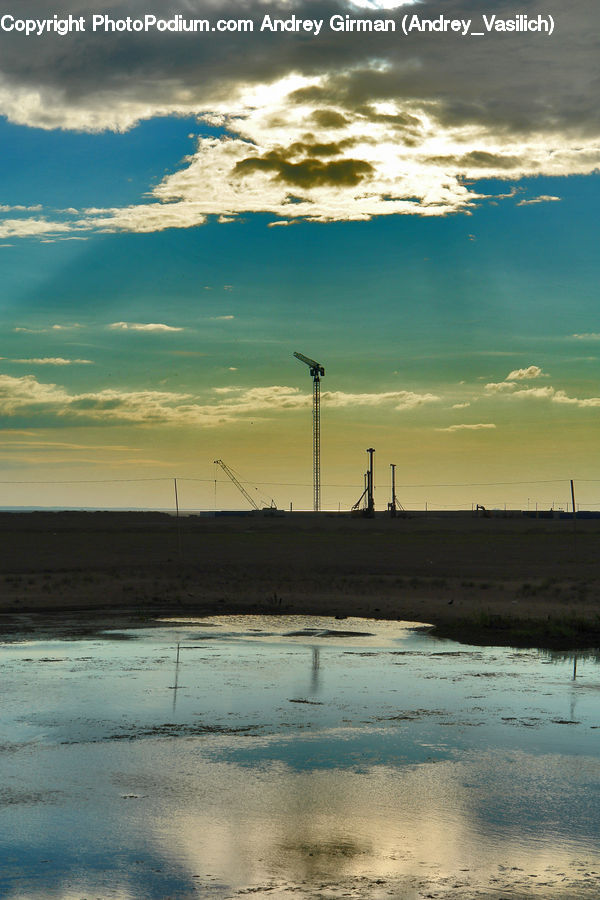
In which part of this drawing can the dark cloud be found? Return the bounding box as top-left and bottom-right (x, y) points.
(0, 0), (596, 140)
(289, 86), (329, 104)
(459, 151), (525, 170)
(310, 109), (349, 129)
(272, 139), (358, 158)
(234, 152), (373, 187)
(354, 105), (421, 128)
(428, 151), (525, 170)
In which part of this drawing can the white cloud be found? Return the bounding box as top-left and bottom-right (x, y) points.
(211, 385), (440, 415)
(486, 365), (547, 391)
(436, 423), (496, 432)
(5, 99), (594, 236)
(516, 195), (561, 206)
(0, 373), (201, 425)
(0, 374), (72, 410)
(0, 217), (80, 239)
(210, 315), (235, 321)
(134, 111), (487, 226)
(572, 333), (600, 340)
(452, 402), (470, 409)
(0, 376), (441, 428)
(0, 204), (43, 212)
(323, 389), (440, 410)
(14, 324), (83, 333)
(216, 385), (309, 412)
(13, 322), (83, 334)
(11, 358), (93, 365)
(485, 381), (600, 408)
(108, 322), (183, 332)
(505, 365), (546, 380)
(512, 386), (557, 400)
(485, 381), (519, 393)
(84, 202), (207, 233)
(551, 389), (600, 408)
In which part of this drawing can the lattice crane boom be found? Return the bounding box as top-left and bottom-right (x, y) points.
(213, 459), (260, 510)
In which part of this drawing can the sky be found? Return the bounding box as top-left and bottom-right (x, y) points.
(0, 0), (598, 511)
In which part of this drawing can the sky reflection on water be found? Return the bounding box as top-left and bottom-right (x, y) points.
(1, 615), (600, 899)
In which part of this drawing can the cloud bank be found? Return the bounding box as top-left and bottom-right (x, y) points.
(0, 0), (597, 234)
(484, 364), (600, 408)
(0, 375), (439, 427)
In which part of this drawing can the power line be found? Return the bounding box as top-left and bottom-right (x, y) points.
(0, 474), (597, 490)
(0, 477), (182, 485)
(223, 477), (583, 489)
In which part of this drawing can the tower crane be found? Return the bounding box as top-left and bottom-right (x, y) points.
(293, 351), (325, 512)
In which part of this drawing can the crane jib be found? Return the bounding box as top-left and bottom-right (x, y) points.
(294, 351), (324, 377)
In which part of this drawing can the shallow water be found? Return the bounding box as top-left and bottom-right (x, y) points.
(1, 615), (600, 898)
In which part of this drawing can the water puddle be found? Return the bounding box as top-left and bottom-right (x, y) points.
(1, 615), (599, 898)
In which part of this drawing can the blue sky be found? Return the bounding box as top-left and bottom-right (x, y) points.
(0, 0), (598, 510)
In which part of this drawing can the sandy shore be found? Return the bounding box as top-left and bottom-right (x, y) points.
(1, 510), (599, 648)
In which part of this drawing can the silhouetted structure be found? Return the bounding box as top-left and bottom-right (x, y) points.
(352, 447), (376, 517)
(294, 351), (325, 512)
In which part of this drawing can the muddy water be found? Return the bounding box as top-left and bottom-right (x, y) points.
(1, 615), (600, 899)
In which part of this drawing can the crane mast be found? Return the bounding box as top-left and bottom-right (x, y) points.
(293, 351), (325, 512)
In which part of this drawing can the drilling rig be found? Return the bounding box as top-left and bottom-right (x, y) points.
(293, 351), (325, 512)
(351, 448), (376, 517)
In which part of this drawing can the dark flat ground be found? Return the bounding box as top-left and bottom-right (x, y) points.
(0, 511), (599, 648)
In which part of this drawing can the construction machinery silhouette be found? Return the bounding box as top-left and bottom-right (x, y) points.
(294, 351), (325, 512)
(213, 459), (277, 512)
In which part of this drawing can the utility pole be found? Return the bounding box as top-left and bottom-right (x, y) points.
(174, 477), (182, 557)
(294, 352), (325, 512)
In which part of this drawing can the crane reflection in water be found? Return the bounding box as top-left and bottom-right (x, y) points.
(169, 636), (322, 709)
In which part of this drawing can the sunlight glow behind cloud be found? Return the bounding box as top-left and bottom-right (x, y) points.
(0, 0), (596, 236)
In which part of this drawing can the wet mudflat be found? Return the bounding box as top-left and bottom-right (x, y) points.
(1, 615), (600, 899)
